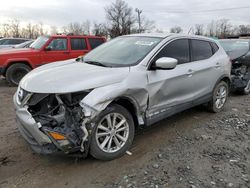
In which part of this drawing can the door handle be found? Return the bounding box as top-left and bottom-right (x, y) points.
(187, 69), (194, 76)
(215, 62), (221, 68)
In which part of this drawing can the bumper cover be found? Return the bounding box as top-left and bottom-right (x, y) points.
(14, 93), (60, 154)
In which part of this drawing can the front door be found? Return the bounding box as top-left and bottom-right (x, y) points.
(146, 39), (197, 123)
(42, 37), (70, 64)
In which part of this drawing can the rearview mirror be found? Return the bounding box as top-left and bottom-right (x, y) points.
(155, 57), (178, 70)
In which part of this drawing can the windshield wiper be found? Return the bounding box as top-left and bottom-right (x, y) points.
(84, 61), (108, 67)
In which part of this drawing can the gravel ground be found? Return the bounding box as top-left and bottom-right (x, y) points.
(0, 77), (250, 188)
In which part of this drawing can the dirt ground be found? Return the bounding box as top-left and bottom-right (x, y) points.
(0, 77), (249, 188)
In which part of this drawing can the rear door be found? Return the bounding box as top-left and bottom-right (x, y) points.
(190, 39), (222, 101)
(69, 37), (89, 59)
(42, 37), (70, 64)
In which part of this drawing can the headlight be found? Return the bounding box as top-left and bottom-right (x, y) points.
(16, 87), (32, 106)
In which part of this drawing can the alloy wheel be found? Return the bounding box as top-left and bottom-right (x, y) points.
(95, 113), (129, 153)
(215, 85), (227, 109)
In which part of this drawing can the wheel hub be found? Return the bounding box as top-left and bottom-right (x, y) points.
(95, 113), (129, 153)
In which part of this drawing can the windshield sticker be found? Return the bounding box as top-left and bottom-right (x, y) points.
(135, 41), (156, 46)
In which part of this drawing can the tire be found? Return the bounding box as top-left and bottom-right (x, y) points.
(208, 81), (229, 113)
(90, 104), (135, 160)
(6, 64), (31, 86)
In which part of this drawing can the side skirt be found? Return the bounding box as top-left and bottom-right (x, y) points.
(145, 93), (212, 126)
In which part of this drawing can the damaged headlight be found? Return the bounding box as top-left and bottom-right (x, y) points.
(16, 86), (32, 106)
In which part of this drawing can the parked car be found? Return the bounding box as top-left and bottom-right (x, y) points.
(14, 33), (231, 160)
(219, 39), (250, 94)
(0, 40), (34, 50)
(13, 40), (34, 49)
(0, 35), (106, 86)
(0, 38), (31, 49)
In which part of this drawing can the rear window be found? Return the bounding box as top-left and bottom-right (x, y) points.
(191, 40), (213, 61)
(70, 38), (87, 50)
(88, 38), (105, 49)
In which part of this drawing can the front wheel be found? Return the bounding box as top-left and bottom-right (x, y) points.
(208, 81), (229, 113)
(90, 104), (135, 160)
(6, 64), (31, 86)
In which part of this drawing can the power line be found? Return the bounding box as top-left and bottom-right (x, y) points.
(146, 5), (250, 14)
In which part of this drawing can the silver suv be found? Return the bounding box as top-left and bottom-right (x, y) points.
(14, 34), (231, 160)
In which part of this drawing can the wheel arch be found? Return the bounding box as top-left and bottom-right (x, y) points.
(111, 96), (145, 129)
(3, 61), (32, 76)
(217, 75), (231, 88)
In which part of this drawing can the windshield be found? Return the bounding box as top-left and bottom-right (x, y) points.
(30, 36), (49, 49)
(83, 36), (162, 67)
(220, 40), (250, 52)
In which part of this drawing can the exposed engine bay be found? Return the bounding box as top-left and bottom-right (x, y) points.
(230, 52), (250, 93)
(25, 91), (91, 156)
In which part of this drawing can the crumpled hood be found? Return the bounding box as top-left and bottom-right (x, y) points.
(226, 50), (249, 60)
(20, 60), (130, 93)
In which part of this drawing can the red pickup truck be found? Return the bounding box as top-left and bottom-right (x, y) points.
(0, 34), (106, 86)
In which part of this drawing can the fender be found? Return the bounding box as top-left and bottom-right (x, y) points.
(80, 70), (149, 125)
(4, 58), (33, 68)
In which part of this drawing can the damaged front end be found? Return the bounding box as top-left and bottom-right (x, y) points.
(14, 88), (93, 157)
(231, 57), (250, 93)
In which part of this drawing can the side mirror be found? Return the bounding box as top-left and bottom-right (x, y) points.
(155, 57), (178, 70)
(76, 55), (83, 62)
(45, 46), (52, 51)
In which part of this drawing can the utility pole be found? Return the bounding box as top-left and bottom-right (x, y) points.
(135, 8), (142, 33)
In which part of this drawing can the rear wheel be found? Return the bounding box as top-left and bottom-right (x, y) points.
(6, 64), (31, 86)
(90, 104), (135, 160)
(208, 81), (228, 113)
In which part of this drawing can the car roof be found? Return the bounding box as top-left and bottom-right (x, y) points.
(0, 38), (30, 40)
(219, 39), (250, 42)
(50, 35), (105, 39)
(123, 33), (216, 41)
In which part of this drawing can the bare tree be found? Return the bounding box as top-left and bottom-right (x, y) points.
(82, 20), (91, 35)
(67, 22), (84, 35)
(238, 25), (250, 35)
(50, 26), (58, 35)
(206, 20), (216, 37)
(0, 23), (10, 37)
(92, 22), (108, 36)
(135, 16), (155, 33)
(65, 21), (91, 35)
(170, 26), (183, 33)
(105, 0), (135, 38)
(216, 19), (232, 38)
(195, 24), (204, 35)
(38, 22), (44, 36)
(9, 19), (21, 37)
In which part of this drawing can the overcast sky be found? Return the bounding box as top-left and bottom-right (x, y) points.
(0, 0), (250, 32)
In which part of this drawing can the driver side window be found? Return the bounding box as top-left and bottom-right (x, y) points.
(47, 38), (67, 51)
(154, 39), (190, 64)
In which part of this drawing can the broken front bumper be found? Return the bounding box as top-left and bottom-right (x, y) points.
(14, 93), (61, 154)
